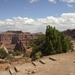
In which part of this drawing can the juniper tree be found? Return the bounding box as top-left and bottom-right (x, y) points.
(30, 25), (72, 59)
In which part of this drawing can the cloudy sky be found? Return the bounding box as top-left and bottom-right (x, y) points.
(0, 0), (75, 33)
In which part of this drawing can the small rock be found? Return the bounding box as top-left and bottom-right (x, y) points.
(25, 69), (27, 71)
(73, 61), (75, 63)
(32, 70), (36, 74)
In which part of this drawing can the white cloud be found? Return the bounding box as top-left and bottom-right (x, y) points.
(0, 13), (75, 33)
(48, 0), (56, 3)
(60, 0), (75, 3)
(67, 4), (73, 7)
(29, 0), (39, 3)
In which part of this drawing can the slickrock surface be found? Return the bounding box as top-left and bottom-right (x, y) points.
(0, 52), (75, 75)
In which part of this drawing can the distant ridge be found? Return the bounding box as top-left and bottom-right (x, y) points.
(63, 29), (75, 38)
(0, 31), (43, 50)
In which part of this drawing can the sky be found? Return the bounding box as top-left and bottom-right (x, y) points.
(0, 0), (75, 33)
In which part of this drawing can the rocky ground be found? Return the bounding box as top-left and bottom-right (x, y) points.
(0, 51), (75, 75)
(0, 56), (31, 71)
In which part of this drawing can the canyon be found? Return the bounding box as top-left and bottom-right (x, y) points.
(0, 31), (43, 51)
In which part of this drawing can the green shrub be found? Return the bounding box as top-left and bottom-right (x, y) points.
(0, 48), (9, 59)
(13, 50), (22, 56)
(8, 51), (14, 54)
(35, 51), (42, 59)
(30, 25), (72, 60)
(23, 52), (30, 57)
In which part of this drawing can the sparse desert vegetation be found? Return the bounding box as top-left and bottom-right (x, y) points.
(0, 25), (75, 75)
(30, 25), (72, 60)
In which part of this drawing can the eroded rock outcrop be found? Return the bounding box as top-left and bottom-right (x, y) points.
(0, 31), (43, 50)
(14, 41), (26, 52)
(63, 29), (75, 38)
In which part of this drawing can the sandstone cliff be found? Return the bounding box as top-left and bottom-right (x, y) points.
(14, 41), (26, 52)
(63, 29), (75, 38)
(0, 31), (43, 50)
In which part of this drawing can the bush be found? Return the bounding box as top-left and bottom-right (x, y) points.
(30, 25), (72, 60)
(0, 48), (9, 59)
(13, 50), (22, 56)
(23, 52), (30, 57)
(8, 51), (14, 54)
(35, 51), (42, 59)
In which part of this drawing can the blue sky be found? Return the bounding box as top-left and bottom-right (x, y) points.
(0, 0), (75, 33)
(0, 0), (75, 20)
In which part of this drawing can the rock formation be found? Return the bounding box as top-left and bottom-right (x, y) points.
(0, 29), (75, 52)
(0, 31), (43, 51)
(14, 41), (26, 52)
(63, 29), (75, 38)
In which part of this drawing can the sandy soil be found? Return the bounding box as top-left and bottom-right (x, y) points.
(13, 51), (75, 75)
(0, 51), (75, 75)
